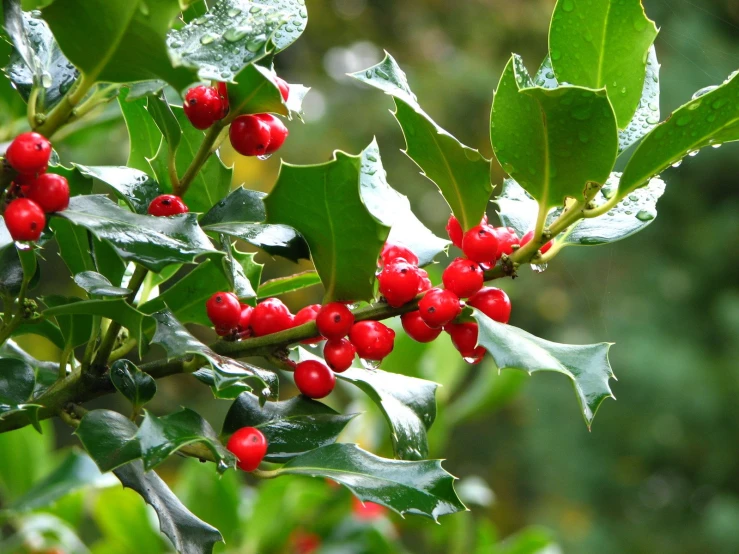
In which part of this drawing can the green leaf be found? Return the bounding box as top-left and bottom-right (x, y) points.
(227, 63), (287, 117)
(4, 10), (78, 111)
(42, 295), (94, 349)
(166, 0), (307, 83)
(49, 219), (96, 275)
(0, 245), (25, 296)
(113, 460), (223, 554)
(350, 54), (492, 231)
(3, 0), (35, 75)
(554, 173), (666, 247)
(218, 236), (260, 301)
(147, 93), (181, 154)
(264, 144), (390, 302)
(0, 357), (40, 430)
(151, 310), (278, 397)
(118, 90), (162, 174)
(619, 71), (739, 195)
(359, 138), (449, 266)
(473, 310), (615, 427)
(75, 409), (142, 472)
(548, 0), (658, 128)
(11, 318), (66, 351)
(201, 186), (310, 262)
(136, 408), (235, 471)
(73, 271), (131, 297)
(92, 235), (127, 287)
(43, 0), (196, 89)
(533, 55), (559, 89)
(273, 443), (466, 521)
(6, 451), (108, 514)
(257, 270), (321, 299)
(110, 359), (156, 410)
(493, 178), (538, 238)
(222, 392), (357, 462)
(0, 217), (13, 253)
(491, 55), (619, 209)
(619, 46), (660, 153)
(74, 165), (161, 215)
(55, 195), (220, 273)
(150, 106), (232, 213)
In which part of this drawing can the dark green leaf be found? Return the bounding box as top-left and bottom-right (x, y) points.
(350, 54), (492, 231)
(199, 186), (266, 224)
(0, 245), (25, 296)
(74, 164), (161, 215)
(4, 11), (78, 111)
(11, 318), (66, 351)
(55, 195), (220, 273)
(227, 63), (287, 118)
(118, 90), (162, 174)
(619, 71), (739, 196)
(42, 295), (93, 349)
(274, 443), (466, 521)
(126, 79), (166, 100)
(92, 235), (127, 287)
(219, 237), (260, 301)
(619, 46), (660, 154)
(7, 451), (107, 514)
(3, 0), (34, 73)
(136, 408), (235, 471)
(549, 0), (657, 128)
(257, 270), (321, 299)
(264, 144), (390, 302)
(75, 409), (142, 472)
(147, 93), (181, 153)
(114, 460), (224, 554)
(0, 356), (35, 406)
(359, 138), (448, 266)
(151, 310), (277, 397)
(166, 0), (307, 83)
(110, 359), (156, 409)
(223, 392), (357, 462)
(491, 54), (618, 209)
(191, 369), (252, 400)
(49, 219), (96, 275)
(473, 310), (615, 427)
(73, 271), (131, 297)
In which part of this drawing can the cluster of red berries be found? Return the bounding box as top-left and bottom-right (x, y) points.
(2, 132), (69, 242)
(183, 77), (290, 158)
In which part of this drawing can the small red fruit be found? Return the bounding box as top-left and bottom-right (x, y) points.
(255, 114), (288, 155)
(446, 214), (488, 249)
(148, 194), (189, 217)
(229, 114), (271, 156)
(467, 287), (511, 324)
(323, 338), (356, 372)
(378, 260), (421, 307)
(274, 76), (290, 101)
(380, 242), (418, 267)
(206, 292), (242, 330)
(446, 322), (486, 364)
(5, 132), (52, 176)
(442, 258), (484, 298)
(5, 198), (46, 241)
(289, 530), (320, 554)
(462, 224), (499, 263)
(23, 173), (69, 213)
(416, 268), (433, 293)
(251, 297), (294, 336)
(520, 230), (553, 254)
(226, 427), (268, 471)
(183, 85), (224, 130)
(294, 304), (322, 344)
(349, 320), (395, 361)
(401, 310), (442, 343)
(237, 304), (254, 335)
(294, 360), (336, 398)
(352, 496), (387, 520)
(493, 227), (520, 257)
(418, 288), (461, 329)
(316, 302), (354, 340)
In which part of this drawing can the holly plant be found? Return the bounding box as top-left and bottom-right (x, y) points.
(0, 0), (737, 552)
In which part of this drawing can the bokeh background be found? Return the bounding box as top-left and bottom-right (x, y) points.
(1, 0), (738, 553)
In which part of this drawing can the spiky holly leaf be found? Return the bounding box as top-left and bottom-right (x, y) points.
(0, 357), (41, 432)
(110, 360), (157, 410)
(73, 271), (131, 297)
(74, 165), (161, 215)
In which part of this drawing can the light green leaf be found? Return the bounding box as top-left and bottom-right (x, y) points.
(218, 236), (260, 301)
(73, 271), (131, 297)
(118, 90), (162, 174)
(619, 46), (660, 153)
(49, 219), (96, 276)
(257, 270), (321, 299)
(350, 53), (492, 231)
(549, 0), (658, 128)
(42, 295), (93, 349)
(147, 93), (181, 154)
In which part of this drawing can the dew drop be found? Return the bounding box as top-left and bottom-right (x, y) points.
(200, 33), (217, 45)
(250, 5), (262, 14)
(257, 153), (272, 161)
(360, 358), (381, 370)
(671, 160), (682, 168)
(224, 27), (249, 42)
(530, 263), (548, 273)
(246, 35), (266, 52)
(227, 8), (242, 17)
(688, 150), (699, 157)
(692, 85), (718, 100)
(712, 143), (722, 149)
(636, 210), (654, 222)
(366, 154), (378, 162)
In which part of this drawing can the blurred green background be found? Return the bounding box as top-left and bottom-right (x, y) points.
(1, 0), (738, 553)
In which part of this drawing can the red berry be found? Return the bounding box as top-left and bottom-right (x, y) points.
(255, 114), (288, 155)
(4, 198), (45, 241)
(348, 320), (395, 361)
(294, 360), (335, 398)
(5, 132), (52, 176)
(467, 287), (511, 324)
(216, 81), (229, 118)
(378, 260), (421, 308)
(493, 227), (520, 257)
(147, 194), (189, 217)
(446, 214), (488, 249)
(237, 304), (253, 335)
(380, 242), (418, 267)
(416, 268), (433, 293)
(442, 258), (484, 298)
(462, 224), (499, 263)
(23, 173), (69, 213)
(289, 530), (320, 554)
(418, 288), (461, 329)
(229, 114), (272, 156)
(215, 326), (235, 338)
(226, 427), (268, 471)
(183, 85), (224, 130)
(446, 322), (486, 364)
(352, 496), (387, 520)
(294, 304), (322, 344)
(401, 310), (442, 343)
(251, 297), (294, 336)
(323, 338), (355, 372)
(316, 302), (354, 340)
(206, 292), (242, 329)
(274, 76), (290, 101)
(520, 230), (553, 254)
